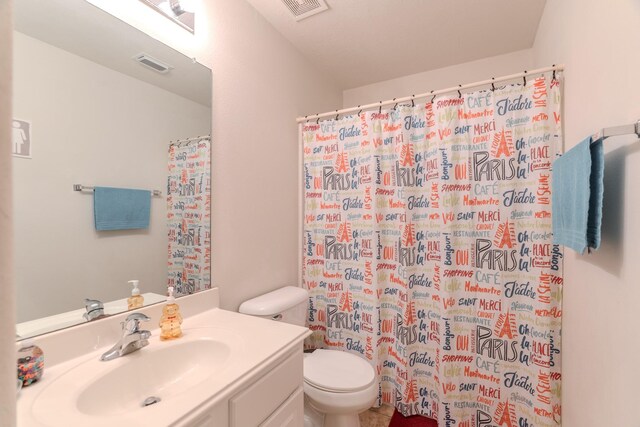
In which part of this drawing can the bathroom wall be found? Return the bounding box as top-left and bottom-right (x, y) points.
(532, 0), (640, 425)
(343, 49), (534, 107)
(12, 32), (211, 322)
(85, 0), (343, 311)
(205, 0), (343, 311)
(0, 0), (15, 424)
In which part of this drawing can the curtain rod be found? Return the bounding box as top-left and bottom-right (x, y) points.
(296, 64), (565, 123)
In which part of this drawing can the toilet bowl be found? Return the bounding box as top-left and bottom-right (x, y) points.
(303, 349), (377, 427)
(238, 286), (377, 427)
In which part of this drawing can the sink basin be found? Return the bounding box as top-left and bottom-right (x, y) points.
(77, 339), (230, 416)
(31, 327), (244, 426)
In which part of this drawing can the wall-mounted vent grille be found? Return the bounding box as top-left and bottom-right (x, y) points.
(282, 0), (329, 21)
(133, 54), (172, 74)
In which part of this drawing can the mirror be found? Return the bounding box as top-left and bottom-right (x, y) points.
(13, 0), (211, 339)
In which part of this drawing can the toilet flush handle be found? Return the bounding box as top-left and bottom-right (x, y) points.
(271, 314), (283, 321)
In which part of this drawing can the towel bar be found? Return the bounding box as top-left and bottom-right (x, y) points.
(73, 184), (162, 197)
(591, 120), (640, 143)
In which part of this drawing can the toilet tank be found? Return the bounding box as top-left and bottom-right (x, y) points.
(238, 286), (309, 326)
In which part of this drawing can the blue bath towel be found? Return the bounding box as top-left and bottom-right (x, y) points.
(552, 137), (604, 253)
(94, 187), (151, 231)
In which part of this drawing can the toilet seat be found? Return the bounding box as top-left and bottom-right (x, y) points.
(303, 349), (375, 393)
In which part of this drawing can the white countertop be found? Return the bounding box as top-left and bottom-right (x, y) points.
(16, 289), (310, 427)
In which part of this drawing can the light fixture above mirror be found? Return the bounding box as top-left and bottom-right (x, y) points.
(139, 0), (196, 33)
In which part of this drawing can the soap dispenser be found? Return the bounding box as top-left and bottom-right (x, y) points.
(159, 287), (183, 340)
(127, 280), (144, 310)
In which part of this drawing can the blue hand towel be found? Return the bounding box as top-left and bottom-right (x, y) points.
(94, 187), (151, 231)
(552, 137), (604, 253)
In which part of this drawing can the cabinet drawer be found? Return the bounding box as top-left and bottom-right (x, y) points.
(229, 351), (303, 426)
(260, 387), (303, 427)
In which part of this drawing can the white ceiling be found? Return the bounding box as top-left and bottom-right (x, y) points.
(14, 0), (211, 106)
(245, 0), (547, 89)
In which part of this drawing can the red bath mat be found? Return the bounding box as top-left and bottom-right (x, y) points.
(389, 409), (438, 427)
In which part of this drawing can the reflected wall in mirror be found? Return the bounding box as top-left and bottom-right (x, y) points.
(13, 0), (212, 340)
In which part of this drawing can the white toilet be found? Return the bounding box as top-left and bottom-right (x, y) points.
(239, 286), (377, 427)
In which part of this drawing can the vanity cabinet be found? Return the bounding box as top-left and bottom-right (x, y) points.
(180, 346), (305, 427)
(16, 293), (311, 427)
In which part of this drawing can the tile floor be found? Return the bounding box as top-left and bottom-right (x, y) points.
(359, 404), (395, 426)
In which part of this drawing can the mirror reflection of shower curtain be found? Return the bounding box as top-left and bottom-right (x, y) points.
(167, 137), (211, 296)
(303, 75), (563, 425)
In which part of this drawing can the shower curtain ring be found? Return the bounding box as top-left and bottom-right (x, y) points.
(430, 90), (435, 104)
(411, 95), (415, 107)
(491, 77), (496, 92)
(458, 85), (462, 99)
(378, 101), (382, 114)
(552, 64), (557, 81)
(305, 115), (308, 123)
(316, 114), (320, 124)
(357, 105), (362, 116)
(335, 110), (339, 120)
(523, 70), (527, 86)
(392, 98), (397, 110)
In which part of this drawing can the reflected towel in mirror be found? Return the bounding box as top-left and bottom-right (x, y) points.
(93, 187), (151, 231)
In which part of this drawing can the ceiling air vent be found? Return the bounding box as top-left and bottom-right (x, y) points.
(133, 54), (172, 74)
(282, 0), (329, 21)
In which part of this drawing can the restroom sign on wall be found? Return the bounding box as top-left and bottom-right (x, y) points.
(12, 119), (32, 158)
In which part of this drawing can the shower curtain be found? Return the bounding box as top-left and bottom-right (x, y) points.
(303, 75), (563, 426)
(167, 137), (211, 296)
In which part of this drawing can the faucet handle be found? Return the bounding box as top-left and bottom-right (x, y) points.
(84, 298), (104, 311)
(122, 313), (150, 333)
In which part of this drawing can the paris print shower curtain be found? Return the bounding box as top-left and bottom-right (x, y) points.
(167, 138), (211, 296)
(303, 75), (563, 426)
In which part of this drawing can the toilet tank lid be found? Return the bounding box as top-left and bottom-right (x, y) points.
(238, 286), (309, 316)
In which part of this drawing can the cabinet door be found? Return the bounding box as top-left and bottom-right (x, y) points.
(188, 414), (214, 427)
(175, 400), (227, 427)
(260, 387), (304, 427)
(229, 351), (303, 426)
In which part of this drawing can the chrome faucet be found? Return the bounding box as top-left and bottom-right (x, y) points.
(100, 313), (151, 361)
(83, 298), (105, 322)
